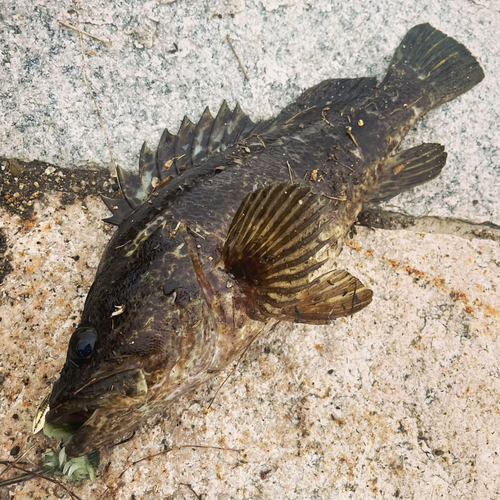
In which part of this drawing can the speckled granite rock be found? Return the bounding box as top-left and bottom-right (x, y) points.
(1, 0), (500, 499)
(0, 0), (498, 222)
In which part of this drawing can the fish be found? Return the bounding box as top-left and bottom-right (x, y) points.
(41, 23), (484, 458)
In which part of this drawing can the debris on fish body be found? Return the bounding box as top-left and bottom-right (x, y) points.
(38, 24), (484, 459)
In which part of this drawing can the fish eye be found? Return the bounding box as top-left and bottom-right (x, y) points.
(69, 327), (98, 365)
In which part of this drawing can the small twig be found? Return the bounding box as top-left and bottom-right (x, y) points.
(187, 226), (206, 240)
(248, 133), (266, 148)
(330, 154), (354, 172)
(154, 175), (174, 190)
(58, 20), (112, 46)
(285, 106), (316, 125)
(98, 486), (111, 500)
(323, 194), (347, 201)
(322, 107), (335, 128)
(337, 160), (354, 172)
(72, 0), (116, 170)
(404, 95), (423, 110)
(226, 34), (250, 81)
(0, 470), (41, 488)
(115, 239), (132, 250)
(117, 444), (242, 479)
(391, 95), (423, 115)
(287, 161), (294, 183)
(170, 221), (181, 238)
(0, 444), (36, 481)
(0, 460), (31, 467)
(180, 482), (205, 499)
(0, 462), (82, 500)
(73, 376), (98, 395)
(162, 154), (186, 171)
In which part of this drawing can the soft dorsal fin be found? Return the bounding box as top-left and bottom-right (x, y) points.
(272, 77), (377, 125)
(222, 183), (373, 324)
(249, 77), (377, 140)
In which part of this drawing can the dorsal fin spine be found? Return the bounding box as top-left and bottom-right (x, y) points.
(103, 102), (260, 225)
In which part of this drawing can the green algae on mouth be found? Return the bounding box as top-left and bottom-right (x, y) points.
(33, 393), (100, 482)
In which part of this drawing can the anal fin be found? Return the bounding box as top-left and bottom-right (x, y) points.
(369, 143), (447, 204)
(222, 183), (373, 324)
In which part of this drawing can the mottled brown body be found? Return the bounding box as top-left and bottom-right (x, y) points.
(43, 24), (484, 458)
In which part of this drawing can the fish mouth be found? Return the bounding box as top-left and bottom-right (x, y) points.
(45, 367), (148, 457)
(45, 405), (106, 457)
(45, 398), (99, 437)
(46, 407), (95, 426)
(46, 404), (138, 457)
(47, 366), (147, 425)
(44, 403), (101, 457)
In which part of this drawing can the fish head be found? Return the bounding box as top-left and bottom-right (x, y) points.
(46, 339), (150, 457)
(46, 238), (216, 458)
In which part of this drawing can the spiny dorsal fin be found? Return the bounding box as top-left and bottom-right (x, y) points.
(101, 196), (134, 225)
(221, 183), (373, 324)
(206, 101), (232, 156)
(192, 107), (214, 165)
(116, 164), (145, 209)
(103, 79), (378, 226)
(173, 116), (196, 172)
(369, 143), (447, 204)
(103, 102), (259, 225)
(221, 102), (256, 146)
(156, 128), (176, 174)
(138, 142), (157, 197)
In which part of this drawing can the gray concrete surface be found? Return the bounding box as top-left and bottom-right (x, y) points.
(0, 0), (498, 222)
(1, 0), (499, 499)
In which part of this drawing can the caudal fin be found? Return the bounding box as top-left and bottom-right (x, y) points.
(383, 24), (484, 109)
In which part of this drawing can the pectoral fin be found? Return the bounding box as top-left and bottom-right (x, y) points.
(222, 183), (373, 324)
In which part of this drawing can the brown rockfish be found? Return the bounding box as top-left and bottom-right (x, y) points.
(44, 24), (484, 457)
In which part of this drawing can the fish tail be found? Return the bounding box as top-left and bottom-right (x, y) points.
(383, 24), (484, 109)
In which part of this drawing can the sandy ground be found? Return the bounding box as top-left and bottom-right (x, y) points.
(1, 191), (499, 499)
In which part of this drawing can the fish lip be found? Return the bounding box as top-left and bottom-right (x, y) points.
(60, 409), (105, 458)
(46, 366), (145, 427)
(45, 403), (96, 426)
